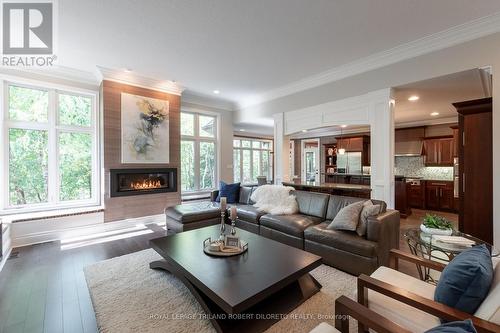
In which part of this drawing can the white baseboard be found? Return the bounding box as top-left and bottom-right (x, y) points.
(11, 213), (165, 248)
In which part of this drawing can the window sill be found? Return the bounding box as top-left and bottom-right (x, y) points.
(0, 205), (104, 223)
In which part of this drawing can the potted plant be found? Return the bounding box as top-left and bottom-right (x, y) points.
(420, 213), (454, 235)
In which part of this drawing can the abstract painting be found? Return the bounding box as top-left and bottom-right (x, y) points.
(121, 93), (169, 163)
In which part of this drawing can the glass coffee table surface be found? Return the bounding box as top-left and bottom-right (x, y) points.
(404, 228), (499, 283)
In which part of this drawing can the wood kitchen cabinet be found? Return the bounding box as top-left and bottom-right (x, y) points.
(454, 98), (493, 244)
(451, 125), (459, 158)
(335, 135), (370, 165)
(425, 181), (455, 212)
(423, 137), (454, 166)
(408, 181), (425, 209)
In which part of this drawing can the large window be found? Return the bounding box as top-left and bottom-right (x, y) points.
(180, 112), (217, 192)
(233, 137), (272, 184)
(2, 81), (99, 212)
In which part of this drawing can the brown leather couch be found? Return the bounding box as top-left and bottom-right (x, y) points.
(303, 195), (399, 276)
(167, 186), (400, 276)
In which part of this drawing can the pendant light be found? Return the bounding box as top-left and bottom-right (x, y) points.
(338, 126), (346, 155)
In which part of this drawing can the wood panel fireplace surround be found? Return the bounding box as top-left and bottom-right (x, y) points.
(110, 168), (177, 197)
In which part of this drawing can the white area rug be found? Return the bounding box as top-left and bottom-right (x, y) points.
(84, 249), (357, 333)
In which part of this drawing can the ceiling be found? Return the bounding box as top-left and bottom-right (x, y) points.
(58, 0), (500, 106)
(394, 69), (491, 125)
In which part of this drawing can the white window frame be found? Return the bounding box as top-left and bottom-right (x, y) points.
(233, 137), (273, 184)
(0, 77), (100, 214)
(180, 109), (219, 194)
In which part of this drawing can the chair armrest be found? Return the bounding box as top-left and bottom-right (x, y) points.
(357, 274), (500, 333)
(210, 190), (219, 202)
(389, 249), (446, 272)
(335, 296), (411, 333)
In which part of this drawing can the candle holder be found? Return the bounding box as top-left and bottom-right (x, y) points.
(230, 216), (237, 235)
(219, 211), (226, 240)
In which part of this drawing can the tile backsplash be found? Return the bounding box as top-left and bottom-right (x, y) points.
(395, 156), (454, 180)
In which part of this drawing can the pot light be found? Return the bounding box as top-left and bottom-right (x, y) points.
(124, 68), (132, 73)
(301, 129), (308, 133)
(213, 90), (220, 94)
(239, 129), (246, 132)
(430, 112), (440, 116)
(408, 95), (419, 101)
(340, 125), (347, 128)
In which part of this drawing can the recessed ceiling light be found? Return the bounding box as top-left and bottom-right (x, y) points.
(213, 90), (220, 94)
(124, 68), (132, 73)
(301, 129), (308, 133)
(408, 95), (419, 101)
(239, 129), (246, 132)
(340, 125), (347, 128)
(430, 112), (440, 116)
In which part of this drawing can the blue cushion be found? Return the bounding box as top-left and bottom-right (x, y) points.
(424, 319), (477, 333)
(215, 181), (240, 203)
(434, 244), (493, 315)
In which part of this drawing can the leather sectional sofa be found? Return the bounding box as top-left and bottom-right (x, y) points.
(165, 185), (400, 276)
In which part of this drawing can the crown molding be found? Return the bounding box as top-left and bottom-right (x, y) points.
(239, 12), (500, 109)
(395, 116), (458, 129)
(97, 66), (184, 95)
(0, 65), (101, 88)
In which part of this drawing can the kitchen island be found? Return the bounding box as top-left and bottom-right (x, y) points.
(284, 175), (411, 218)
(282, 181), (371, 199)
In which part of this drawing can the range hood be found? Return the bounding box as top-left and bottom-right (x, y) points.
(395, 127), (424, 156)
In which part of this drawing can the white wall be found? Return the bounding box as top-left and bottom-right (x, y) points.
(241, 32), (500, 246)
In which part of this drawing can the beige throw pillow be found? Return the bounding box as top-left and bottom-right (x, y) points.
(327, 200), (365, 231)
(356, 200), (381, 236)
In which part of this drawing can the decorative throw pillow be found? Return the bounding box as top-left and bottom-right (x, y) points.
(424, 319), (477, 333)
(434, 244), (493, 315)
(327, 200), (365, 231)
(215, 181), (241, 203)
(356, 200), (381, 236)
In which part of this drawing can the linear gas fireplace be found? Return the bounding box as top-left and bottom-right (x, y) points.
(110, 168), (177, 197)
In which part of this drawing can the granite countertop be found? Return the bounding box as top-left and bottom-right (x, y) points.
(282, 181), (371, 192)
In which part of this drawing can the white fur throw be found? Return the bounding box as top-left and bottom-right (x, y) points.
(250, 185), (299, 215)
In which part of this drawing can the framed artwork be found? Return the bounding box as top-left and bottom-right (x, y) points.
(121, 93), (170, 163)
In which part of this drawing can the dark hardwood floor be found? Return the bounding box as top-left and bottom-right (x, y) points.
(0, 209), (457, 333)
(0, 223), (167, 333)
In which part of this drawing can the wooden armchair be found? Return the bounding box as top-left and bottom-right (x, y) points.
(334, 296), (411, 333)
(357, 249), (500, 333)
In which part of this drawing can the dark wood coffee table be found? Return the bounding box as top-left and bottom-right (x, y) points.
(150, 225), (322, 333)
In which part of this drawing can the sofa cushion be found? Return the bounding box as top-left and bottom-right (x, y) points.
(474, 257), (500, 324)
(424, 320), (477, 333)
(260, 214), (324, 238)
(165, 202), (221, 223)
(239, 186), (253, 204)
(356, 201), (381, 237)
(435, 244), (493, 315)
(326, 195), (386, 220)
(368, 266), (440, 332)
(233, 204), (266, 224)
(304, 222), (378, 258)
(294, 191), (330, 218)
(216, 181), (240, 203)
(327, 200), (365, 231)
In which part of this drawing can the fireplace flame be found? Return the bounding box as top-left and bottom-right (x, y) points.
(131, 179), (162, 190)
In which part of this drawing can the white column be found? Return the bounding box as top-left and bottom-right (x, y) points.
(273, 113), (289, 184)
(369, 89), (395, 208)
